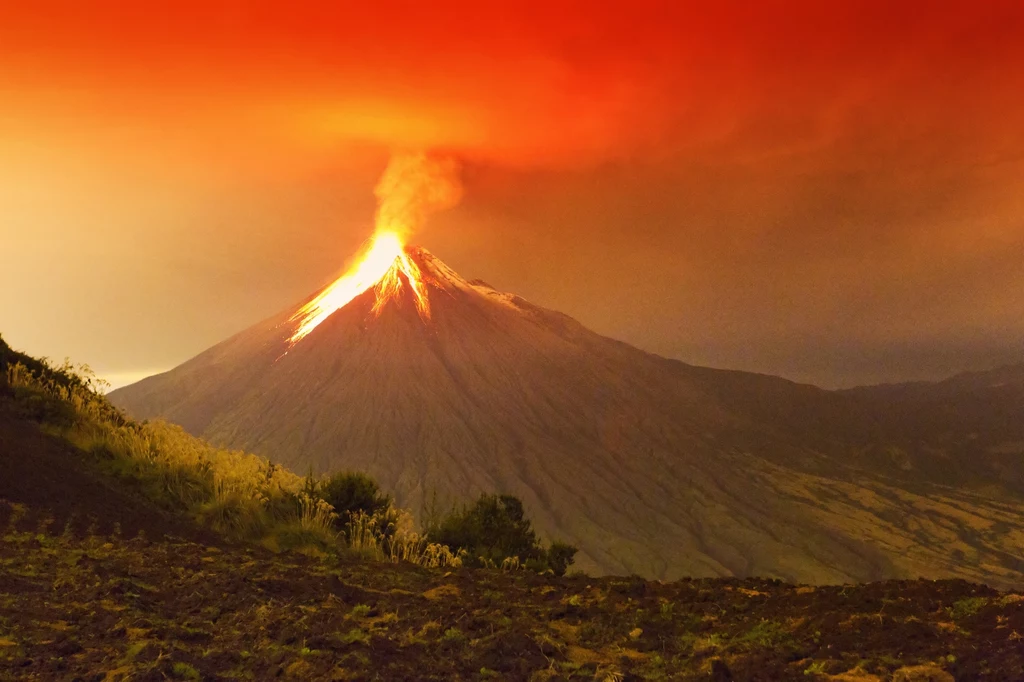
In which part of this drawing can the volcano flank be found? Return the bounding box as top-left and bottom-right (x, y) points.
(110, 247), (1024, 586)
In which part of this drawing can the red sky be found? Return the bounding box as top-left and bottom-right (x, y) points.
(2, 1), (1023, 387)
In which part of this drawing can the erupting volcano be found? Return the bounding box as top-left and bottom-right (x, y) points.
(288, 151), (461, 344)
(110, 243), (1024, 586)
(109, 155), (1024, 587)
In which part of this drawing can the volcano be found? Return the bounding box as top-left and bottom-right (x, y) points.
(110, 246), (1024, 586)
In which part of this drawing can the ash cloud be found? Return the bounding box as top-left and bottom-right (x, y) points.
(373, 153), (462, 238)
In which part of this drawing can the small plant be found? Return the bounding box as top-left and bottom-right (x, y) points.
(170, 662), (201, 681)
(805, 660), (828, 676)
(441, 627), (466, 644)
(500, 555), (522, 571)
(122, 641), (148, 662)
(737, 619), (790, 649)
(338, 628), (370, 646)
(947, 597), (988, 620)
(998, 594), (1023, 607)
(691, 633), (724, 652)
(297, 493), (338, 534)
(350, 604), (372, 618)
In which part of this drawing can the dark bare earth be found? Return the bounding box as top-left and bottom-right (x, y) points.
(2, 500), (1023, 681)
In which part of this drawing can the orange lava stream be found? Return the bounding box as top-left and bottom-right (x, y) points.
(289, 231), (430, 344)
(371, 247), (430, 318)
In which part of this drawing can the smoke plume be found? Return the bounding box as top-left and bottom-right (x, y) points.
(373, 152), (462, 238)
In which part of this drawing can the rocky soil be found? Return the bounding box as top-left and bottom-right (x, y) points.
(2, 499), (1022, 681)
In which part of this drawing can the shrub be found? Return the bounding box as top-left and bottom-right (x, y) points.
(947, 597), (988, 620)
(546, 541), (579, 577)
(319, 471), (392, 529)
(170, 662), (201, 681)
(427, 494), (536, 567)
(426, 493), (577, 575)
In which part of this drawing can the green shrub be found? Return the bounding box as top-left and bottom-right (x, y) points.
(170, 662), (201, 680)
(947, 597), (988, 620)
(737, 620), (791, 649)
(546, 541), (579, 577)
(319, 471), (392, 528)
(426, 493), (577, 575)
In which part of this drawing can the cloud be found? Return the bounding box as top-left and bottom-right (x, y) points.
(4, 1), (1021, 171)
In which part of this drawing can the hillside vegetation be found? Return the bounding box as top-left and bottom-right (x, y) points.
(0, 334), (569, 571)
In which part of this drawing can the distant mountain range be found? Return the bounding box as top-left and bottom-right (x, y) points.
(110, 247), (1024, 587)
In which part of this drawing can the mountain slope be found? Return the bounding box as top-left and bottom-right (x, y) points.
(110, 248), (1024, 586)
(840, 365), (1024, 489)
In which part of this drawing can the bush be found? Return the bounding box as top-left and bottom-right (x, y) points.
(319, 471), (392, 528)
(426, 493), (577, 575)
(546, 541), (579, 577)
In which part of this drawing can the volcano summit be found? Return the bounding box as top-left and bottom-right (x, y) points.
(111, 245), (1024, 586)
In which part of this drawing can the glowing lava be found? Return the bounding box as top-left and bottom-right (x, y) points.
(289, 231), (430, 344)
(288, 152), (461, 345)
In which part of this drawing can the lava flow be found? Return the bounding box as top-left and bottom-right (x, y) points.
(289, 231), (430, 344)
(288, 152), (461, 345)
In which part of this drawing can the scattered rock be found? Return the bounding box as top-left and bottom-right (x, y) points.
(422, 584), (460, 601)
(891, 665), (955, 682)
(709, 658), (733, 681)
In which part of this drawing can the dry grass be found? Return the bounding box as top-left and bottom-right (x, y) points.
(346, 508), (465, 568)
(7, 360), (316, 537)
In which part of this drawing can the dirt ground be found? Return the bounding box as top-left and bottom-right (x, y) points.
(2, 504), (1022, 682)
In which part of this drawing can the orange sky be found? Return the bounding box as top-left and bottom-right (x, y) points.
(2, 1), (1023, 387)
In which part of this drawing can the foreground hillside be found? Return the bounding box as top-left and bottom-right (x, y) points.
(110, 248), (1024, 585)
(4, 503), (1024, 682)
(0, 407), (215, 543)
(3, 337), (1024, 680)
